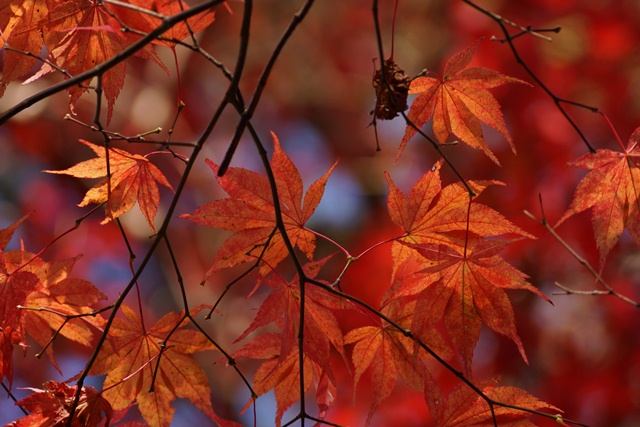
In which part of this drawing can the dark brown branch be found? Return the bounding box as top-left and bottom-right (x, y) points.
(0, 0), (226, 126)
(304, 276), (589, 427)
(218, 0), (316, 176)
(1, 381), (28, 416)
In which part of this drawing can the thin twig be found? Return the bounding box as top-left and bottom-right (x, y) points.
(1, 381), (28, 416)
(218, 0), (316, 176)
(463, 0), (598, 154)
(524, 197), (639, 308)
(0, 0), (226, 125)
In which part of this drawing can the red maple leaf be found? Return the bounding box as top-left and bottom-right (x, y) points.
(385, 161), (532, 274)
(399, 40), (529, 164)
(9, 381), (113, 427)
(0, 215), (106, 387)
(557, 127), (640, 261)
(344, 321), (443, 426)
(180, 132), (336, 277)
(432, 380), (560, 426)
(45, 140), (173, 232)
(235, 256), (346, 373)
(0, 0), (49, 96)
(90, 304), (237, 427)
(114, 0), (216, 48)
(233, 332), (334, 427)
(402, 236), (549, 375)
(1, 248), (106, 381)
(0, 214), (32, 387)
(343, 261), (450, 426)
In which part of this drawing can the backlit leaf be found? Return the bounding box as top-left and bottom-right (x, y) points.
(403, 237), (549, 374)
(90, 305), (233, 427)
(180, 132), (336, 276)
(436, 380), (560, 426)
(10, 381), (112, 427)
(233, 333), (326, 427)
(0, 235), (105, 386)
(235, 256), (345, 374)
(385, 162), (532, 274)
(399, 40), (529, 164)
(557, 127), (640, 262)
(0, 0), (48, 96)
(45, 140), (173, 232)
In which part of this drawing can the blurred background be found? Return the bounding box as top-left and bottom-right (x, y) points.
(1, 0), (640, 426)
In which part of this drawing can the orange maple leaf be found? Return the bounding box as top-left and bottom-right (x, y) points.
(233, 332), (332, 427)
(557, 127), (640, 261)
(31, 0), (129, 122)
(235, 256), (346, 373)
(344, 319), (442, 426)
(114, 0), (216, 48)
(2, 0), (174, 121)
(433, 380), (560, 426)
(180, 132), (336, 277)
(90, 305), (235, 427)
(0, 228), (106, 386)
(402, 237), (549, 375)
(45, 140), (173, 231)
(10, 381), (113, 427)
(0, 0), (49, 96)
(343, 261), (450, 426)
(399, 40), (529, 164)
(385, 161), (532, 274)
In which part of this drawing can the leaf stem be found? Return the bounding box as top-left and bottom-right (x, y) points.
(390, 0), (399, 60)
(599, 111), (625, 152)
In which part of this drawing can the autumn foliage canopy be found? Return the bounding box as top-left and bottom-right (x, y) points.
(0, 1), (639, 426)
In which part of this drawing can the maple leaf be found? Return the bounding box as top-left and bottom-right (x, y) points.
(180, 132), (336, 276)
(385, 162), (533, 274)
(557, 127), (640, 261)
(343, 262), (450, 426)
(11, 0), (167, 122)
(90, 305), (236, 427)
(399, 40), (529, 164)
(233, 332), (331, 427)
(114, 0), (216, 48)
(344, 320), (442, 426)
(24, 0), (130, 123)
(45, 140), (173, 231)
(0, 214), (32, 386)
(0, 216), (105, 386)
(235, 256), (345, 375)
(0, 0), (48, 96)
(1, 249), (106, 379)
(402, 237), (549, 375)
(433, 380), (560, 426)
(9, 381), (113, 427)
